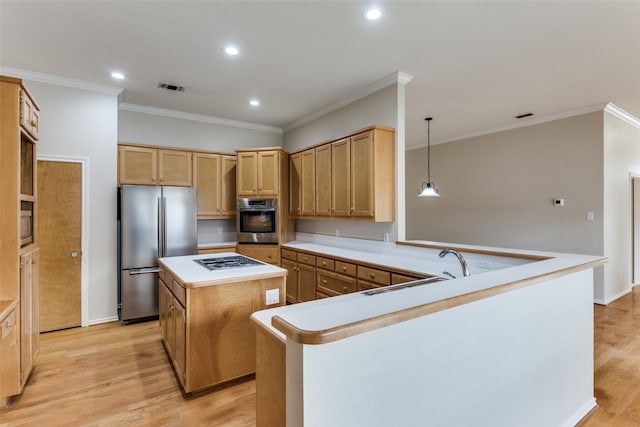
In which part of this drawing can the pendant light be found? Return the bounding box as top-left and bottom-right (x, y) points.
(417, 117), (440, 197)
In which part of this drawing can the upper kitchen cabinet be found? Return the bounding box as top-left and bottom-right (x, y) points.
(289, 153), (302, 217)
(118, 144), (192, 186)
(314, 144), (332, 217)
(301, 149), (315, 216)
(236, 148), (287, 198)
(294, 125), (395, 222)
(193, 153), (236, 219)
(0, 76), (40, 405)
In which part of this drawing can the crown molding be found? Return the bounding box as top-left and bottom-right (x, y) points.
(604, 103), (640, 128)
(119, 103), (283, 134)
(408, 102), (614, 151)
(0, 66), (124, 96)
(283, 71), (414, 133)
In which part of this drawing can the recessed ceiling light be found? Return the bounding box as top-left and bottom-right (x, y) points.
(111, 72), (125, 80)
(225, 46), (239, 56)
(365, 8), (382, 20)
(249, 99), (260, 107)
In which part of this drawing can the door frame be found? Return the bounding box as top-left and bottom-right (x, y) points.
(37, 155), (90, 327)
(632, 173), (640, 286)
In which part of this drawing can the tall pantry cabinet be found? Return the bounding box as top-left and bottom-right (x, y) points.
(0, 76), (40, 406)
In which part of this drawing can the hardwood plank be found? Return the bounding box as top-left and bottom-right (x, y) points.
(1, 287), (639, 425)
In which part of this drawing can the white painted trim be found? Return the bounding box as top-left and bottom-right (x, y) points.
(562, 398), (597, 427)
(605, 102), (640, 128)
(118, 103), (283, 134)
(594, 287), (631, 305)
(407, 103), (611, 151)
(37, 155), (91, 327)
(87, 316), (119, 326)
(283, 71), (415, 132)
(0, 66), (123, 96)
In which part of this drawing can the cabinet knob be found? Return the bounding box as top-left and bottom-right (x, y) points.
(343, 286), (348, 292)
(369, 273), (375, 278)
(323, 280), (327, 284)
(343, 266), (347, 271)
(322, 262), (326, 267)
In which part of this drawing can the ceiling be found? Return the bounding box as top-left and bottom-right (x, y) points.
(1, 1), (639, 149)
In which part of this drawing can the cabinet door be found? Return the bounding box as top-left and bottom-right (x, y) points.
(19, 250), (34, 387)
(193, 153), (221, 218)
(237, 152), (258, 196)
(20, 89), (39, 140)
(159, 279), (168, 341)
(298, 263), (316, 302)
(350, 131), (374, 217)
(289, 154), (301, 217)
(331, 138), (351, 217)
(159, 149), (192, 186)
(315, 145), (332, 217)
(0, 308), (20, 400)
(258, 151), (279, 196)
(118, 145), (158, 185)
(173, 300), (186, 384)
(281, 259), (298, 303)
(236, 244), (280, 265)
(221, 156), (237, 217)
(30, 249), (39, 361)
(301, 149), (315, 216)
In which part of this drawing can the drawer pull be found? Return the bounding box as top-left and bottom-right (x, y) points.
(343, 286), (348, 292)
(369, 273), (375, 279)
(322, 262), (326, 266)
(342, 266), (347, 271)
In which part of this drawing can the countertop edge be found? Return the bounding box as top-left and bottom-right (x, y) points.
(271, 256), (607, 345)
(181, 270), (288, 288)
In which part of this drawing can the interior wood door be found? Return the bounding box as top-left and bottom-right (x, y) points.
(37, 161), (82, 332)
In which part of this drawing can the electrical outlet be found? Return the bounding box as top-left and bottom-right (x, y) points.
(265, 289), (280, 305)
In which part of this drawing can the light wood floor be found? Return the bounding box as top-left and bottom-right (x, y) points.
(1, 286), (639, 426)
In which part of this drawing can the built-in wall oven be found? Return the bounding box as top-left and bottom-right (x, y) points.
(237, 198), (278, 244)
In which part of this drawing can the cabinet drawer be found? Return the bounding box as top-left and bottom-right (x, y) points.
(172, 279), (186, 306)
(316, 256), (334, 271)
(317, 271), (356, 296)
(20, 89), (39, 139)
(281, 248), (298, 262)
(357, 266), (390, 285)
(297, 252), (316, 266)
(391, 273), (424, 285)
(335, 261), (357, 277)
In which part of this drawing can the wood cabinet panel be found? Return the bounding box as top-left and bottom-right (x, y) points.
(331, 138), (351, 217)
(350, 131), (374, 217)
(0, 308), (19, 403)
(20, 248), (39, 388)
(258, 151), (279, 196)
(297, 252), (316, 266)
(193, 153), (221, 217)
(236, 152), (258, 196)
(315, 144), (332, 217)
(391, 273), (424, 285)
(236, 244), (280, 265)
(118, 145), (158, 185)
(221, 155), (237, 216)
(317, 270), (355, 296)
(289, 153), (301, 217)
(281, 249), (297, 262)
(158, 149), (192, 186)
(301, 149), (315, 216)
(298, 263), (316, 302)
(20, 89), (39, 140)
(357, 265), (391, 286)
(316, 256), (334, 271)
(281, 259), (298, 303)
(335, 261), (357, 277)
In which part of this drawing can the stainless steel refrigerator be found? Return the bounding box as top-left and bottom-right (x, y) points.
(118, 185), (197, 323)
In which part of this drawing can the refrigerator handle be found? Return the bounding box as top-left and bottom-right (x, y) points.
(157, 197), (163, 259)
(162, 196), (168, 257)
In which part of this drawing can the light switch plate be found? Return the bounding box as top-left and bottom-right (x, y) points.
(265, 288), (280, 305)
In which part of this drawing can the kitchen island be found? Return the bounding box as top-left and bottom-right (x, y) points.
(158, 252), (286, 393)
(252, 235), (606, 427)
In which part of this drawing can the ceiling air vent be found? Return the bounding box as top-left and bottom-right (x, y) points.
(158, 82), (185, 92)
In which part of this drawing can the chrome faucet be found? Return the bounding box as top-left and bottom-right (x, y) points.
(439, 249), (471, 277)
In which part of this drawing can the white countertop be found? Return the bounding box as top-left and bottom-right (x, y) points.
(254, 233), (606, 343)
(159, 252), (286, 287)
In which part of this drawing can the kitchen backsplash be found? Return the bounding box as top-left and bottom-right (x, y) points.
(197, 218), (236, 244)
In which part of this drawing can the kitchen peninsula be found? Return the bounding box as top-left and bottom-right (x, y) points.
(252, 234), (606, 427)
(158, 253), (286, 393)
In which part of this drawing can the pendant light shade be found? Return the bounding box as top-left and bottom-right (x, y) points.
(417, 117), (440, 197)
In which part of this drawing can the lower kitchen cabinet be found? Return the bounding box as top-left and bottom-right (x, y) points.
(236, 244), (280, 265)
(159, 278), (186, 384)
(281, 247), (431, 302)
(159, 268), (285, 393)
(0, 306), (19, 405)
(20, 248), (39, 389)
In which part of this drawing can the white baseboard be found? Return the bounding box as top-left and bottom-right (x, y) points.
(563, 397), (597, 427)
(86, 316), (119, 326)
(594, 287), (632, 305)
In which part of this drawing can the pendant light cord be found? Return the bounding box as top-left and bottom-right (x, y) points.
(426, 117), (432, 183)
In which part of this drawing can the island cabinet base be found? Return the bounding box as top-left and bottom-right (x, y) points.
(159, 270), (285, 394)
(255, 324), (286, 427)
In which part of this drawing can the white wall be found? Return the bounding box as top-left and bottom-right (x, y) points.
(118, 109), (283, 152)
(288, 269), (595, 427)
(283, 84), (403, 241)
(26, 80), (119, 324)
(406, 112), (605, 295)
(603, 111), (640, 302)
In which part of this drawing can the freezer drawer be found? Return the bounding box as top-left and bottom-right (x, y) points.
(120, 268), (159, 322)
